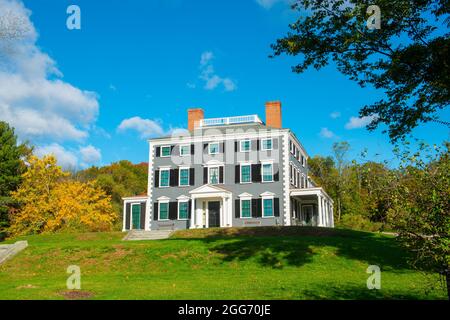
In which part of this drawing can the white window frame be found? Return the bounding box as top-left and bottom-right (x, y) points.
(180, 144), (190, 157)
(208, 142), (220, 155)
(208, 166), (221, 184)
(159, 168), (171, 188)
(261, 161), (274, 183)
(177, 200), (189, 220)
(302, 156), (306, 167)
(158, 201), (170, 221)
(161, 145), (171, 158)
(240, 198), (252, 219)
(262, 196), (274, 218)
(261, 138), (273, 151)
(178, 167), (190, 187)
(240, 163), (252, 184)
(240, 139), (251, 152)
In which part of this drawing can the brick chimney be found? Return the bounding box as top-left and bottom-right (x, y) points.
(188, 108), (204, 131)
(265, 101), (282, 128)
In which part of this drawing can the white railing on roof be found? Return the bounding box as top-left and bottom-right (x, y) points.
(199, 114), (262, 127)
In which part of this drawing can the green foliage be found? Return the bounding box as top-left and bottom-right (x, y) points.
(74, 161), (148, 228)
(271, 0), (449, 141)
(0, 121), (31, 232)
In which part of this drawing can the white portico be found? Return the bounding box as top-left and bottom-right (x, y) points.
(290, 187), (334, 227)
(188, 184), (233, 229)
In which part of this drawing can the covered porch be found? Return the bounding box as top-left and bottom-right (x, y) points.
(189, 184), (233, 229)
(290, 188), (334, 227)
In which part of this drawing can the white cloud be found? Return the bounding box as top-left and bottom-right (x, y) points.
(319, 127), (336, 139)
(330, 111), (341, 119)
(198, 51), (237, 92)
(34, 143), (78, 169)
(0, 0), (99, 142)
(345, 115), (377, 129)
(255, 0), (289, 9)
(79, 145), (101, 165)
(117, 116), (165, 139)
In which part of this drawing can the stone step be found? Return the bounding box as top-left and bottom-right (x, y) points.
(123, 230), (173, 241)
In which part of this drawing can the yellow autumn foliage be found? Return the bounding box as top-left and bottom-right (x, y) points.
(9, 155), (116, 236)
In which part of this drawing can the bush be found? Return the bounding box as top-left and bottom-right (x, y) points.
(337, 214), (383, 232)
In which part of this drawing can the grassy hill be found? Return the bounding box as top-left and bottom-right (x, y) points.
(0, 227), (446, 300)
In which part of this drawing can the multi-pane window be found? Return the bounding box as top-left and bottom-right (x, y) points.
(263, 198), (274, 217)
(262, 138), (272, 150)
(180, 145), (190, 156)
(240, 140), (251, 152)
(179, 168), (189, 186)
(209, 167), (219, 184)
(160, 169), (170, 187)
(178, 201), (188, 220)
(209, 143), (220, 154)
(262, 163), (273, 182)
(241, 165), (251, 183)
(241, 199), (251, 218)
(161, 146), (171, 157)
(159, 202), (169, 220)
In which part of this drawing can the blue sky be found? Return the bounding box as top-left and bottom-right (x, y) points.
(1, 0), (448, 169)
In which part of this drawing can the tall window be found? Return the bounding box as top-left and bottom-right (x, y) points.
(240, 164), (251, 183)
(180, 145), (190, 156)
(240, 140), (251, 152)
(262, 163), (273, 182)
(209, 167), (219, 184)
(263, 198), (274, 217)
(262, 138), (272, 150)
(160, 169), (170, 187)
(241, 199), (251, 218)
(161, 146), (171, 157)
(159, 202), (169, 220)
(178, 201), (188, 220)
(179, 168), (189, 186)
(209, 143), (220, 154)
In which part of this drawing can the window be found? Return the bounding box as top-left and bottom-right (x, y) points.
(159, 169), (170, 187)
(179, 168), (190, 186)
(263, 198), (274, 217)
(161, 146), (171, 157)
(240, 164), (251, 183)
(262, 163), (273, 182)
(209, 142), (220, 154)
(262, 138), (272, 150)
(209, 167), (219, 184)
(241, 199), (251, 218)
(301, 156), (306, 167)
(180, 145), (190, 156)
(240, 140), (251, 152)
(178, 201), (189, 220)
(159, 202), (169, 220)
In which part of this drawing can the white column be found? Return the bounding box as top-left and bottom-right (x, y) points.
(325, 200), (329, 227)
(122, 201), (126, 231)
(330, 204), (334, 227)
(190, 198), (196, 229)
(317, 195), (322, 227)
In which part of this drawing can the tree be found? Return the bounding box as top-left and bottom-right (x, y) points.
(387, 142), (450, 299)
(8, 155), (116, 236)
(271, 0), (450, 142)
(0, 121), (30, 232)
(332, 141), (350, 221)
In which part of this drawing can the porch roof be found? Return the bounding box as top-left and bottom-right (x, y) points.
(290, 187), (334, 204)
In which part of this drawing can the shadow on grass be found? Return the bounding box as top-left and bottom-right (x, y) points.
(171, 227), (411, 271)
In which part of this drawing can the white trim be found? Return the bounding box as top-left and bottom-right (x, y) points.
(158, 200), (170, 221)
(156, 196), (170, 201)
(178, 167), (190, 187)
(283, 132), (291, 226)
(160, 145), (171, 157)
(177, 199), (190, 220)
(238, 192), (253, 198)
(239, 163), (252, 184)
(239, 139), (251, 152)
(122, 196), (148, 201)
(207, 165), (222, 185)
(159, 168), (171, 188)
(261, 138), (273, 151)
(208, 142), (220, 155)
(179, 144), (191, 157)
(240, 198), (252, 219)
(262, 197), (274, 218)
(260, 191), (276, 197)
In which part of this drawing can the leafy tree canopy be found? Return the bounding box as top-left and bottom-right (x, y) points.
(271, 0), (449, 141)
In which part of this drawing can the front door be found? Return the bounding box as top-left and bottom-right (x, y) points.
(208, 201), (220, 228)
(132, 204), (141, 229)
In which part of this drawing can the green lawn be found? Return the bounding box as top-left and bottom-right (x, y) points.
(0, 227), (446, 300)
